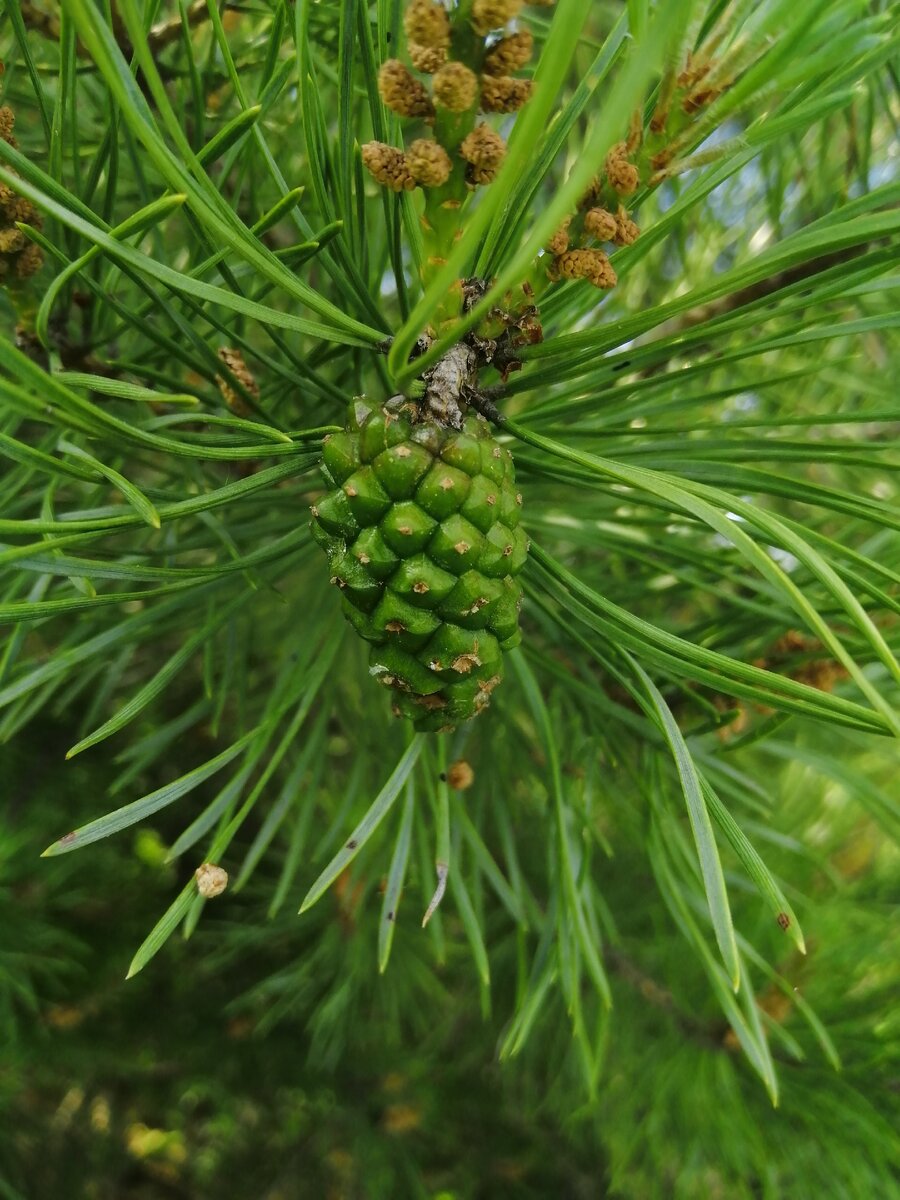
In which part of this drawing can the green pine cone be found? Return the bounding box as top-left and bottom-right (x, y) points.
(311, 397), (527, 731)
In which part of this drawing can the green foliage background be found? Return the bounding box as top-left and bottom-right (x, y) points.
(1, 0), (898, 1195)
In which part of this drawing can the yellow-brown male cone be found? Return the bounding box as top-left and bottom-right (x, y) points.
(481, 76), (533, 113)
(484, 30), (533, 76)
(605, 141), (639, 196)
(433, 62), (479, 112)
(378, 60), (434, 119)
(460, 123), (506, 185)
(472, 0), (524, 36)
(409, 43), (447, 73)
(404, 0), (451, 50)
(0, 104), (43, 283)
(311, 397), (527, 732)
(361, 142), (416, 192)
(407, 139), (453, 187)
(552, 247), (617, 289)
(584, 207), (618, 242)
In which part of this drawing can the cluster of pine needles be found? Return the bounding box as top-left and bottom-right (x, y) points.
(0, 1), (898, 1194)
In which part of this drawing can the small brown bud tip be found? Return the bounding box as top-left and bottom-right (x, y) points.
(683, 87), (721, 115)
(584, 207), (618, 242)
(408, 42), (447, 73)
(378, 59), (434, 118)
(432, 61), (478, 112)
(552, 248), (617, 289)
(404, 0), (450, 50)
(677, 52), (711, 90)
(471, 0), (523, 36)
(361, 142), (416, 192)
(484, 30), (533, 76)
(605, 141), (640, 196)
(446, 760), (475, 790)
(481, 75), (533, 113)
(195, 862), (228, 899)
(614, 205), (639, 246)
(649, 103), (670, 135)
(407, 138), (453, 187)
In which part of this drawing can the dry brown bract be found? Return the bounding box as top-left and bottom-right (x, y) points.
(216, 347), (259, 416)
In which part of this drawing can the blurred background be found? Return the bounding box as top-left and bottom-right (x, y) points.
(2, 714), (897, 1199)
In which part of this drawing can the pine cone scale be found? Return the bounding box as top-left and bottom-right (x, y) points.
(313, 398), (526, 730)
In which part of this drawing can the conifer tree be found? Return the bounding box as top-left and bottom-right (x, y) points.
(1, 1), (898, 1194)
